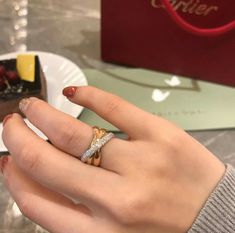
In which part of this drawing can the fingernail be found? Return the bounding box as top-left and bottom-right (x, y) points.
(0, 156), (9, 174)
(19, 98), (30, 113)
(62, 86), (77, 98)
(2, 114), (13, 126)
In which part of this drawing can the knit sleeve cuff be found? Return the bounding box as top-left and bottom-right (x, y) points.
(188, 164), (235, 233)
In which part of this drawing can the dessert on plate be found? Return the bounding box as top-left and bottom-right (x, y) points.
(0, 54), (47, 121)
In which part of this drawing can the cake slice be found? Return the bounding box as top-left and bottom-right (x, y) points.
(0, 54), (47, 121)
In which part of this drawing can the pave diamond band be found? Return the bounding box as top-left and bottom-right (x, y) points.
(81, 131), (115, 163)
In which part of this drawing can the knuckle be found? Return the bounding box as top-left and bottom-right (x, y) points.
(171, 135), (185, 153)
(158, 129), (185, 155)
(104, 96), (122, 116)
(53, 122), (78, 148)
(109, 189), (150, 226)
(20, 144), (40, 172)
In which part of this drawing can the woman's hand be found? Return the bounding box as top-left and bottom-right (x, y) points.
(1, 86), (225, 233)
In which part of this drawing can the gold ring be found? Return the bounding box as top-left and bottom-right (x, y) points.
(84, 126), (110, 167)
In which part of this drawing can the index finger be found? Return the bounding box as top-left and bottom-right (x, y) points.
(63, 86), (154, 139)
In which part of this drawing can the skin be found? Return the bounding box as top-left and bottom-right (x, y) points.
(0, 86), (225, 233)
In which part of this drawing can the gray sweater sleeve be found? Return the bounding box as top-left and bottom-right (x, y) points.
(188, 164), (235, 233)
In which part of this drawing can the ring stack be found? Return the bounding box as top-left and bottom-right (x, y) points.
(81, 127), (115, 166)
(86, 127), (106, 166)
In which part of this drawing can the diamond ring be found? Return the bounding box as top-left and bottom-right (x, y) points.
(81, 127), (115, 166)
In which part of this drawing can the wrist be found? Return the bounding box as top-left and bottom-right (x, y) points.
(188, 164), (235, 233)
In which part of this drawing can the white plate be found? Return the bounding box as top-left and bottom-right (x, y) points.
(0, 51), (88, 151)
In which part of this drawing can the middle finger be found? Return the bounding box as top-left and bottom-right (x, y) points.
(19, 97), (129, 171)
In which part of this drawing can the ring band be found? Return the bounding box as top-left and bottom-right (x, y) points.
(81, 127), (115, 165)
(81, 132), (115, 163)
(92, 127), (106, 166)
(86, 127), (106, 166)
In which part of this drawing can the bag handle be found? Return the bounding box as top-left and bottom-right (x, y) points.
(161, 0), (235, 36)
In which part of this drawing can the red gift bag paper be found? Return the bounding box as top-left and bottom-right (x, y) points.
(101, 0), (235, 87)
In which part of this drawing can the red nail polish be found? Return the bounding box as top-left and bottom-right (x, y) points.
(2, 114), (13, 126)
(62, 87), (77, 98)
(0, 156), (8, 173)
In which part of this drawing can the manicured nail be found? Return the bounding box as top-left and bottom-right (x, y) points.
(2, 114), (13, 126)
(0, 156), (9, 174)
(19, 98), (30, 113)
(63, 86), (77, 98)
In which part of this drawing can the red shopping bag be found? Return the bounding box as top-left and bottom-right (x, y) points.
(101, 0), (235, 86)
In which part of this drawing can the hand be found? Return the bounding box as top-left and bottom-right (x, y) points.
(1, 86), (225, 233)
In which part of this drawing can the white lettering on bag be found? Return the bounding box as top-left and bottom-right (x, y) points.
(151, 0), (218, 16)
